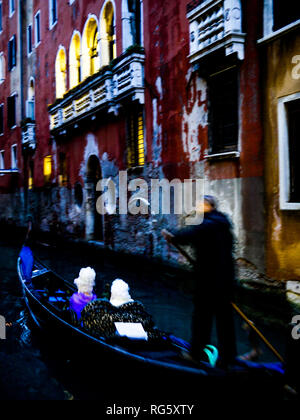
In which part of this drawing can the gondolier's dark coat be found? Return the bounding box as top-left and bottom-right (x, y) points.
(173, 210), (235, 298)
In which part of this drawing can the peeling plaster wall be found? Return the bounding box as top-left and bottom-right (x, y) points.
(0, 0), (266, 281)
(264, 30), (300, 281)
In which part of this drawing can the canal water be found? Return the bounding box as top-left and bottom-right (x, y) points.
(0, 238), (288, 400)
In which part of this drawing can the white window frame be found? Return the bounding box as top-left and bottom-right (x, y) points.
(259, 0), (300, 42)
(9, 0), (15, 18)
(0, 150), (4, 169)
(0, 52), (5, 84)
(8, 35), (17, 71)
(0, 103), (3, 135)
(49, 0), (58, 30)
(0, 1), (3, 34)
(11, 144), (17, 169)
(27, 24), (33, 56)
(278, 92), (300, 210)
(35, 11), (41, 47)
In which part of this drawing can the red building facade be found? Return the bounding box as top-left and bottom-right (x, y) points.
(0, 0), (265, 276)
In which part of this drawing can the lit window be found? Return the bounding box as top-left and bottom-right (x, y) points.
(44, 155), (52, 183)
(35, 11), (41, 46)
(100, 2), (116, 66)
(28, 162), (34, 190)
(127, 107), (145, 168)
(0, 151), (4, 170)
(59, 152), (68, 186)
(55, 47), (67, 98)
(11, 145), (17, 169)
(69, 33), (81, 89)
(82, 18), (99, 79)
(27, 25), (33, 55)
(49, 0), (57, 29)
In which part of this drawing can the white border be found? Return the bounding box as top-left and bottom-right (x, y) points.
(35, 11), (41, 47)
(0, 103), (3, 135)
(27, 24), (33, 56)
(0, 1), (3, 34)
(0, 150), (4, 169)
(278, 91), (300, 210)
(11, 144), (17, 169)
(0, 52), (5, 84)
(9, 0), (15, 18)
(49, 0), (58, 30)
(8, 35), (16, 71)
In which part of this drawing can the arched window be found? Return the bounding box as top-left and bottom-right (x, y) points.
(100, 2), (116, 67)
(69, 32), (81, 89)
(26, 78), (35, 120)
(55, 47), (67, 98)
(82, 17), (99, 80)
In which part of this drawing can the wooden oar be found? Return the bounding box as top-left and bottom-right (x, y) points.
(169, 239), (285, 364)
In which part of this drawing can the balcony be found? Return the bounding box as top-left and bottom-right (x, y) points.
(187, 0), (246, 63)
(49, 49), (145, 133)
(21, 120), (36, 151)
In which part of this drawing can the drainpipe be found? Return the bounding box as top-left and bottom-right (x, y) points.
(19, 0), (24, 121)
(19, 0), (27, 218)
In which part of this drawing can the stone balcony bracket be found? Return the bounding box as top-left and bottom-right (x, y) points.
(187, 0), (246, 63)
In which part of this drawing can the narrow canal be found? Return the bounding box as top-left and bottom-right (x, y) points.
(0, 238), (288, 400)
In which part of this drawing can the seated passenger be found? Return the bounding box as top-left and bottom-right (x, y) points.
(81, 279), (164, 341)
(70, 267), (97, 320)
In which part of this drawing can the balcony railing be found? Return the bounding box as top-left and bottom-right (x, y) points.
(187, 0), (246, 62)
(21, 121), (36, 151)
(49, 50), (145, 132)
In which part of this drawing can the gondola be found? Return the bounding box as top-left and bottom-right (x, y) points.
(17, 247), (286, 400)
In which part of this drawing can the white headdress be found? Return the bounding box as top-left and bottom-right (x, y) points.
(110, 279), (134, 307)
(74, 267), (96, 295)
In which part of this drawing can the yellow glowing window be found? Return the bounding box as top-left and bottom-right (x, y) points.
(59, 153), (68, 187)
(28, 173), (33, 190)
(127, 109), (145, 168)
(44, 155), (52, 183)
(55, 48), (67, 99)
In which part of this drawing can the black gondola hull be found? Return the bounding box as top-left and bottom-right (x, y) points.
(17, 257), (285, 401)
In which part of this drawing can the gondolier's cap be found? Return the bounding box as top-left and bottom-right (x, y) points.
(74, 267), (96, 294)
(110, 279), (134, 307)
(204, 195), (218, 210)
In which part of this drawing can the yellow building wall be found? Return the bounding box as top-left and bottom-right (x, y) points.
(264, 30), (300, 281)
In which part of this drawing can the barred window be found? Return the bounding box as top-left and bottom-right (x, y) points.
(127, 108), (145, 168)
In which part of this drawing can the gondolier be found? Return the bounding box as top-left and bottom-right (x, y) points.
(162, 195), (237, 368)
